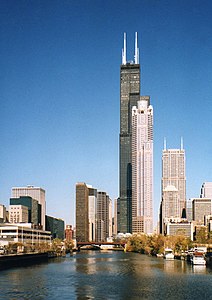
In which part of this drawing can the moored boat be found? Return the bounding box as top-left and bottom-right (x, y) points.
(191, 252), (206, 265)
(164, 248), (174, 260)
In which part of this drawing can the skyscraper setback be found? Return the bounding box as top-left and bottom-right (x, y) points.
(132, 97), (153, 234)
(119, 33), (153, 234)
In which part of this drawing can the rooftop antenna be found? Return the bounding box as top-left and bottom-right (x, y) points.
(134, 32), (139, 64)
(122, 32), (127, 65)
(164, 137), (167, 150)
(181, 137), (184, 150)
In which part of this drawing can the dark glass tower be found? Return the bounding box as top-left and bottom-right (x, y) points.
(118, 33), (140, 233)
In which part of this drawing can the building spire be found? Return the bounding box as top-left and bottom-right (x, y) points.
(134, 32), (139, 64)
(122, 32), (127, 65)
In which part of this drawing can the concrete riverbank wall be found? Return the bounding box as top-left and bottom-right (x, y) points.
(0, 252), (49, 270)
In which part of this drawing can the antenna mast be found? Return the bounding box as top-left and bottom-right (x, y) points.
(122, 32), (127, 65)
(181, 137), (184, 150)
(164, 137), (167, 150)
(134, 32), (139, 64)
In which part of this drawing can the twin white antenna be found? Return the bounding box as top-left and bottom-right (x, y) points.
(163, 137), (184, 150)
(122, 32), (139, 65)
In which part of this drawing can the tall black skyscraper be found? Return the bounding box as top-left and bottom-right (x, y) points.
(118, 33), (140, 233)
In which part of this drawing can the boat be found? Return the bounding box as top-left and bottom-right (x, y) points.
(191, 252), (206, 265)
(164, 248), (174, 260)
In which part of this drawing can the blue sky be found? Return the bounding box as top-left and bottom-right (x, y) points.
(1, 0), (212, 227)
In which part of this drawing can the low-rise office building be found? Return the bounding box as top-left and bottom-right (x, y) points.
(0, 223), (51, 247)
(164, 218), (194, 240)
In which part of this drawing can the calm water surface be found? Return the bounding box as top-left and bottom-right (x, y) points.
(0, 251), (212, 299)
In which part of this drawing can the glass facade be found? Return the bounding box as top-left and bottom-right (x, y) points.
(10, 196), (41, 226)
(45, 215), (65, 240)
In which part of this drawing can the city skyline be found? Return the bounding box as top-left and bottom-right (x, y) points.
(1, 1), (212, 226)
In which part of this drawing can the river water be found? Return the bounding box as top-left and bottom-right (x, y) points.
(0, 251), (212, 299)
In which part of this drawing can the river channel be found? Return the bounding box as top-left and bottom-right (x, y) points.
(0, 250), (212, 299)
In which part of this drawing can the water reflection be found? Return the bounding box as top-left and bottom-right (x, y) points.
(192, 265), (208, 274)
(0, 251), (212, 300)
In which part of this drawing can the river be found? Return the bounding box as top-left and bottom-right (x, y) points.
(0, 251), (212, 299)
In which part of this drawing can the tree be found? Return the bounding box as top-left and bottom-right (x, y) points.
(126, 234), (148, 253)
(149, 234), (165, 255)
(195, 227), (207, 244)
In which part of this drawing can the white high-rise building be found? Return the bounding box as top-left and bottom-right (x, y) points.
(160, 142), (186, 234)
(131, 96), (153, 234)
(12, 186), (46, 229)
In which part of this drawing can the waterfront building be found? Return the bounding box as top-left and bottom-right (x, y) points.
(12, 186), (46, 229)
(65, 225), (74, 242)
(96, 219), (104, 242)
(96, 191), (112, 241)
(192, 198), (212, 225)
(0, 204), (7, 223)
(160, 141), (186, 234)
(119, 32), (140, 233)
(76, 183), (89, 242)
(45, 215), (65, 240)
(0, 223), (51, 247)
(87, 185), (97, 242)
(131, 97), (153, 234)
(75, 183), (112, 242)
(165, 220), (193, 240)
(9, 205), (28, 223)
(10, 196), (41, 227)
(200, 182), (212, 199)
(76, 183), (97, 242)
(109, 198), (113, 238)
(113, 199), (118, 236)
